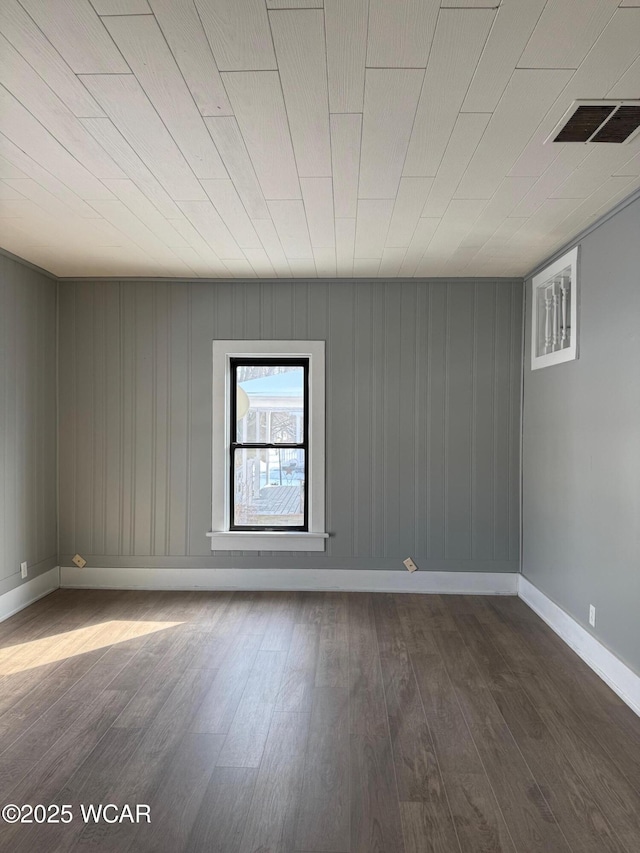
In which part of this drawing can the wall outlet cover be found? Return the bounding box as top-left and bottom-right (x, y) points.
(72, 554), (87, 569)
(20, 561), (28, 578)
(589, 604), (596, 627)
(403, 557), (418, 573)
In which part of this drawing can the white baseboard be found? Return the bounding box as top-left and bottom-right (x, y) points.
(518, 575), (640, 717)
(0, 567), (60, 623)
(60, 566), (518, 595)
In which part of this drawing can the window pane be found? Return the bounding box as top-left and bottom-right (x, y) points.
(233, 448), (305, 527)
(236, 365), (304, 444)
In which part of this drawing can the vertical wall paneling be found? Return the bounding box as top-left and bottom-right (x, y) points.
(57, 282), (75, 556)
(370, 283), (386, 557)
(73, 284), (98, 554)
(121, 283), (136, 555)
(471, 283), (496, 558)
(382, 285), (401, 557)
(0, 255), (57, 594)
(133, 285), (154, 554)
(445, 283), (474, 559)
(427, 283), (447, 558)
(104, 284), (122, 554)
(168, 286), (190, 556)
(414, 284), (429, 558)
(328, 285), (355, 559)
(44, 272), (57, 555)
(312, 281), (331, 556)
(292, 282), (310, 341)
(245, 282), (263, 339)
(92, 282), (106, 556)
(493, 283), (513, 561)
(398, 283), (418, 558)
(509, 283), (522, 564)
(352, 283), (371, 555)
(57, 278), (522, 572)
(13, 261), (25, 562)
(189, 284), (215, 556)
(35, 274), (44, 556)
(272, 281), (295, 340)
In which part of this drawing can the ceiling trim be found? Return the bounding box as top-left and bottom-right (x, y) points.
(524, 185), (640, 282)
(0, 246), (58, 280)
(53, 275), (523, 284)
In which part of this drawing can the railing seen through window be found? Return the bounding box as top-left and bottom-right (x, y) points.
(230, 358), (309, 531)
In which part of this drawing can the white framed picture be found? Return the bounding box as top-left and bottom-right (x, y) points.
(531, 246), (579, 370)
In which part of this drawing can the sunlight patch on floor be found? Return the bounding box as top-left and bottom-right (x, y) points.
(0, 620), (184, 675)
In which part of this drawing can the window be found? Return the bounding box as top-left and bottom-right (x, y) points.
(230, 359), (308, 531)
(209, 341), (327, 551)
(531, 246), (579, 370)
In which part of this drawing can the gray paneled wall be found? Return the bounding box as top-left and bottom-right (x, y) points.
(58, 278), (522, 572)
(0, 253), (57, 596)
(523, 196), (640, 674)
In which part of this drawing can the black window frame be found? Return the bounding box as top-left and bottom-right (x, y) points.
(229, 357), (309, 531)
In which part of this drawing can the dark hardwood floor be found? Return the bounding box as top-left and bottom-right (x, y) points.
(0, 588), (638, 852)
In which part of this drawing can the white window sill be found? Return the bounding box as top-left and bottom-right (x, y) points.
(207, 531), (328, 552)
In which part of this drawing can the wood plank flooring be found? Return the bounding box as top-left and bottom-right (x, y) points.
(0, 589), (638, 852)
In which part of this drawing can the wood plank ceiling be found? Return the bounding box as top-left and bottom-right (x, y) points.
(0, 0), (639, 279)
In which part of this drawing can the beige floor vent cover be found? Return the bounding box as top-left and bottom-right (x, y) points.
(549, 101), (640, 144)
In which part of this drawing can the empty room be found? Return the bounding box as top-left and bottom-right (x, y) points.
(1, 1), (640, 851)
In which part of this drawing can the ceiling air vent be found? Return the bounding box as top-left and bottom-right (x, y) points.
(549, 101), (640, 144)
(591, 106), (640, 143)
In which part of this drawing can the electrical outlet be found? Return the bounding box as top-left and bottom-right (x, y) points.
(20, 561), (28, 579)
(589, 604), (596, 627)
(72, 553), (87, 569)
(403, 557), (418, 573)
